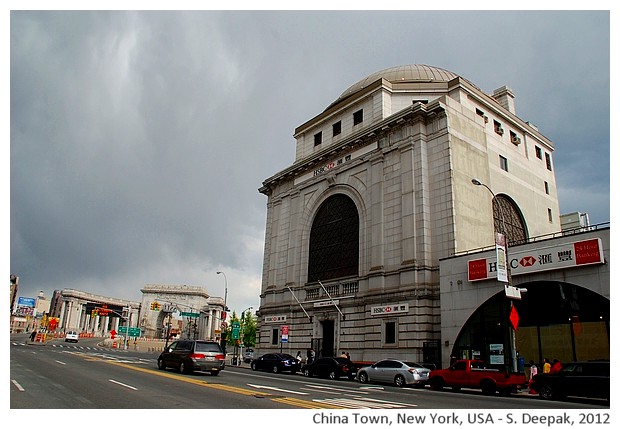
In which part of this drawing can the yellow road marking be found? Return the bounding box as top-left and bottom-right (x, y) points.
(271, 396), (343, 409)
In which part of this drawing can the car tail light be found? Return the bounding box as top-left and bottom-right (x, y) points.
(189, 353), (206, 359)
(408, 368), (419, 375)
(215, 354), (225, 360)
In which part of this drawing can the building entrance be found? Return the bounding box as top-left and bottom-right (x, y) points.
(320, 319), (335, 357)
(453, 281), (609, 369)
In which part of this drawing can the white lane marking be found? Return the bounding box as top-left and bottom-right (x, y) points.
(247, 384), (308, 395)
(11, 380), (25, 391)
(302, 384), (369, 394)
(108, 379), (138, 390)
(314, 396), (412, 409)
(55, 360), (66, 365)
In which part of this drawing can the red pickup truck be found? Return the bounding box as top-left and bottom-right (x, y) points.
(428, 359), (526, 395)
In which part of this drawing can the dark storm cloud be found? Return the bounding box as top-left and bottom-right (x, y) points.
(9, 10), (611, 312)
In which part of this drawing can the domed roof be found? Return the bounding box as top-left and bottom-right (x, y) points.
(337, 64), (458, 101)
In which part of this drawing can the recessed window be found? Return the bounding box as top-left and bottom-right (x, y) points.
(535, 146), (542, 159)
(548, 208), (553, 223)
(332, 121), (341, 137)
(494, 120), (504, 136)
(385, 321), (396, 344)
(353, 109), (363, 126)
(500, 155), (508, 172)
(545, 153), (552, 171)
(271, 328), (279, 345)
(544, 181), (550, 195)
(314, 131), (322, 147)
(510, 131), (521, 145)
(476, 108), (489, 123)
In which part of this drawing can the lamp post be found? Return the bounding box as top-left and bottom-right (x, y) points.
(216, 271), (228, 311)
(216, 271), (229, 355)
(472, 178), (518, 373)
(239, 306), (253, 366)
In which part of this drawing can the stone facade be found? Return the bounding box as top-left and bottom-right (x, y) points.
(257, 65), (561, 365)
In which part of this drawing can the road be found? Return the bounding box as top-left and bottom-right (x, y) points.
(10, 333), (609, 412)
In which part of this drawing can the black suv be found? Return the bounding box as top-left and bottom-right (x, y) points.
(157, 340), (225, 375)
(531, 361), (609, 402)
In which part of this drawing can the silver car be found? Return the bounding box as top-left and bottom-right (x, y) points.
(357, 359), (430, 387)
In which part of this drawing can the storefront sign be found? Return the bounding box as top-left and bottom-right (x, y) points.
(370, 303), (409, 316)
(263, 315), (287, 324)
(468, 238), (605, 281)
(313, 299), (339, 307)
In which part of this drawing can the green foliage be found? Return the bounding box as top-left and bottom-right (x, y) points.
(223, 310), (256, 348)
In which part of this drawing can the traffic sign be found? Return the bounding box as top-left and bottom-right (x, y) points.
(231, 321), (241, 340)
(181, 312), (200, 317)
(118, 326), (141, 337)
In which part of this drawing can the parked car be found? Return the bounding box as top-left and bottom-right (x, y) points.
(157, 340), (225, 375)
(428, 359), (526, 395)
(357, 359), (430, 387)
(250, 353), (300, 373)
(243, 348), (255, 363)
(530, 361), (609, 402)
(301, 357), (357, 380)
(65, 330), (79, 343)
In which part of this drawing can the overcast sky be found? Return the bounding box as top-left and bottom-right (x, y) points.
(8, 7), (613, 318)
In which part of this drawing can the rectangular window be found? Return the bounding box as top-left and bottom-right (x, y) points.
(314, 131), (322, 147)
(332, 121), (341, 137)
(535, 146), (542, 159)
(545, 153), (552, 171)
(271, 328), (279, 345)
(500, 155), (509, 172)
(548, 208), (553, 223)
(353, 109), (363, 126)
(385, 321), (396, 344)
(544, 181), (550, 195)
(510, 131), (521, 145)
(494, 120), (504, 136)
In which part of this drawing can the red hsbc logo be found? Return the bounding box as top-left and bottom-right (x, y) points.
(519, 256), (536, 267)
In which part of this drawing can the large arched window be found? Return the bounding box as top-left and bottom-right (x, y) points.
(493, 195), (527, 245)
(307, 194), (359, 283)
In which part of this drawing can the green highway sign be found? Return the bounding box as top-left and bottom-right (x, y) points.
(118, 326), (142, 337)
(181, 312), (200, 317)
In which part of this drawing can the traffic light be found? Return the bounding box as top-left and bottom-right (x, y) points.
(150, 302), (156, 310)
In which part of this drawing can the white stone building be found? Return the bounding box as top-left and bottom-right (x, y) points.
(256, 64), (565, 365)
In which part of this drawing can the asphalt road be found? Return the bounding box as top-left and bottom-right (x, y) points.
(10, 334), (609, 411)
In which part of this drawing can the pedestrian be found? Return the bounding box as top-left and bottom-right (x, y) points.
(307, 348), (315, 365)
(345, 352), (351, 361)
(295, 351), (302, 363)
(528, 360), (538, 394)
(543, 357), (551, 373)
(550, 358), (563, 374)
(29, 330), (37, 342)
(340, 351), (347, 358)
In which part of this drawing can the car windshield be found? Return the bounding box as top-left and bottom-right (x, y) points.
(279, 354), (295, 360)
(194, 342), (222, 353)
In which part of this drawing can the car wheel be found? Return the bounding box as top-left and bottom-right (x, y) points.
(358, 372), (369, 384)
(394, 374), (406, 387)
(480, 380), (496, 395)
(179, 361), (192, 374)
(430, 378), (444, 391)
(329, 371), (337, 380)
(272, 365), (279, 374)
(251, 362), (257, 371)
(539, 384), (555, 400)
(157, 359), (166, 370)
(304, 369), (311, 377)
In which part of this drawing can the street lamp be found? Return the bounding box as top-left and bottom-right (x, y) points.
(472, 178), (518, 373)
(216, 271), (228, 310)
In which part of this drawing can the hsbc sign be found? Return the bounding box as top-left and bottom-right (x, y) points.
(468, 238), (605, 282)
(370, 303), (409, 316)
